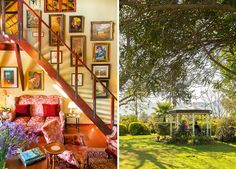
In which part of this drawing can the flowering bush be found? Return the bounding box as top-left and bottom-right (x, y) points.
(0, 122), (39, 161)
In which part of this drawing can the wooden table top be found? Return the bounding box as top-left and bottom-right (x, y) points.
(44, 142), (65, 155)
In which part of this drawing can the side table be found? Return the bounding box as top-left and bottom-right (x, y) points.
(44, 142), (65, 169)
(65, 114), (80, 132)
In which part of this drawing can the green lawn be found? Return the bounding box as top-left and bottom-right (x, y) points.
(120, 135), (236, 169)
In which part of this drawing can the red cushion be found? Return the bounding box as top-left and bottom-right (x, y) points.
(15, 104), (30, 116)
(43, 104), (59, 117)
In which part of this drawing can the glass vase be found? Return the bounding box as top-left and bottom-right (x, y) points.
(0, 160), (6, 169)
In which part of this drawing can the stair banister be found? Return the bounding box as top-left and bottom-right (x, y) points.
(1, 0), (5, 34)
(57, 32), (60, 78)
(22, 0), (117, 101)
(18, 0), (23, 40)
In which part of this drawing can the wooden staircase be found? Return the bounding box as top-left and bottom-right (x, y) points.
(0, 0), (117, 136)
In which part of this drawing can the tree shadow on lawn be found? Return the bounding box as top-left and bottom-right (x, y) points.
(121, 135), (236, 154)
(121, 141), (180, 169)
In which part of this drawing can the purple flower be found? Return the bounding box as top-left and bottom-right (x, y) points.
(0, 122), (39, 159)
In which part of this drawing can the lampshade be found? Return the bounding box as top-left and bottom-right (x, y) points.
(68, 101), (83, 113)
(68, 101), (77, 109)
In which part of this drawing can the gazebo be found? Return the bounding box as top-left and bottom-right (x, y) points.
(169, 107), (212, 137)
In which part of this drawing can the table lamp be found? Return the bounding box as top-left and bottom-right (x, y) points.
(68, 101), (77, 114)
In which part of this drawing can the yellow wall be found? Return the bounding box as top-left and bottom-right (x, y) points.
(0, 0), (117, 124)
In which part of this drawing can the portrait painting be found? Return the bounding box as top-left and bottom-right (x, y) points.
(49, 14), (65, 46)
(71, 36), (86, 66)
(69, 16), (84, 33)
(28, 70), (44, 90)
(27, 10), (41, 28)
(93, 43), (109, 62)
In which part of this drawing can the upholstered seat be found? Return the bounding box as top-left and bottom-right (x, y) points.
(105, 126), (117, 159)
(42, 119), (88, 169)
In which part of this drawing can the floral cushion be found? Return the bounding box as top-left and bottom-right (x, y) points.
(65, 144), (88, 168)
(27, 116), (45, 134)
(18, 95), (62, 116)
(13, 117), (31, 126)
(41, 119), (64, 144)
(57, 150), (80, 168)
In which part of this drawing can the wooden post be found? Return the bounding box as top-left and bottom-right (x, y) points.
(75, 52), (78, 98)
(18, 0), (23, 40)
(111, 96), (115, 128)
(1, 0), (5, 34)
(192, 113), (195, 136)
(206, 114), (209, 136)
(170, 115), (173, 137)
(38, 15), (42, 60)
(176, 114), (179, 130)
(56, 32), (60, 79)
(92, 78), (96, 118)
(14, 43), (24, 91)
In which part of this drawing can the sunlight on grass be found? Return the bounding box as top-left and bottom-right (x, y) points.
(120, 135), (236, 169)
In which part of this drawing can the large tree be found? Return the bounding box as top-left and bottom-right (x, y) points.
(120, 0), (236, 106)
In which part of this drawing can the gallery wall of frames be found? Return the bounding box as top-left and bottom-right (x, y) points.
(0, 0), (117, 124)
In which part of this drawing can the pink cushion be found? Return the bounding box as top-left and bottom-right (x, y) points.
(58, 150), (80, 168)
(14, 116), (31, 126)
(41, 119), (64, 144)
(43, 104), (59, 117)
(27, 116), (45, 134)
(15, 104), (30, 116)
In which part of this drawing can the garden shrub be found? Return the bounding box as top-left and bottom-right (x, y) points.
(119, 123), (128, 136)
(168, 132), (190, 144)
(191, 136), (214, 145)
(120, 114), (138, 127)
(216, 118), (236, 142)
(128, 122), (150, 135)
(155, 122), (170, 137)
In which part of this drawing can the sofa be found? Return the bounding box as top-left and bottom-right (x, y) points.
(7, 95), (65, 134)
(105, 126), (117, 159)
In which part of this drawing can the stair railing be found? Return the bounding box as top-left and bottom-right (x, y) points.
(16, 0), (117, 128)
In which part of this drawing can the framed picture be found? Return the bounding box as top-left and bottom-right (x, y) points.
(44, 0), (76, 13)
(50, 50), (63, 64)
(92, 64), (110, 79)
(32, 32), (44, 37)
(29, 0), (41, 9)
(96, 80), (109, 98)
(27, 70), (44, 90)
(69, 16), (84, 33)
(71, 73), (83, 86)
(71, 36), (86, 66)
(49, 14), (65, 46)
(27, 10), (41, 28)
(91, 21), (114, 41)
(93, 43), (109, 62)
(0, 67), (18, 88)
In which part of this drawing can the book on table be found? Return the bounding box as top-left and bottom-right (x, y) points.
(19, 147), (46, 166)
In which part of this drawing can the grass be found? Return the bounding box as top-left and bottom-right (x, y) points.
(120, 135), (236, 169)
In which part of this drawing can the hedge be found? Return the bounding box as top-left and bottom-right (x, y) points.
(128, 122), (150, 135)
(119, 123), (128, 136)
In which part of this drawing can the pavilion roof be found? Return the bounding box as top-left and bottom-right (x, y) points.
(169, 105), (211, 114)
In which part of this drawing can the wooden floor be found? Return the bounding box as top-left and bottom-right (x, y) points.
(6, 124), (108, 169)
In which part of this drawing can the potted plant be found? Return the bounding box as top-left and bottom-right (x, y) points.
(1, 107), (10, 117)
(0, 122), (39, 168)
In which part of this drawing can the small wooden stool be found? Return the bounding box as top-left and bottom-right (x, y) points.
(44, 142), (65, 169)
